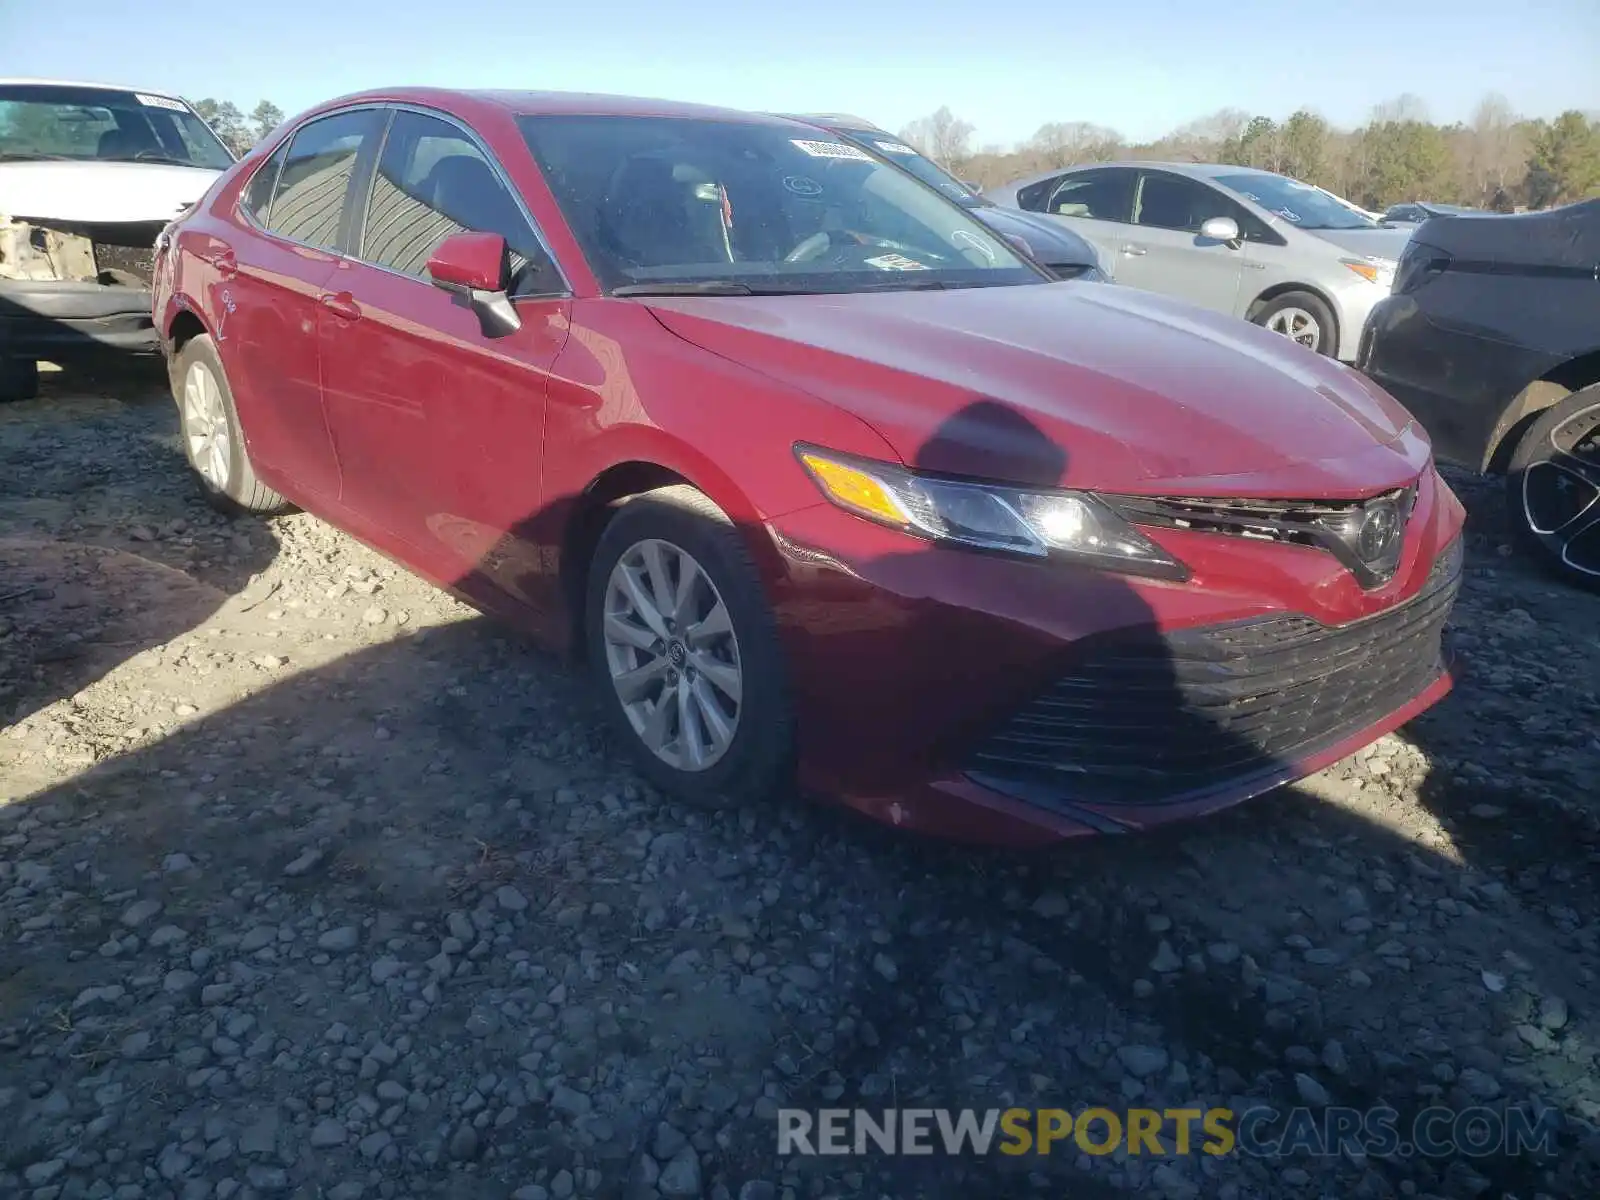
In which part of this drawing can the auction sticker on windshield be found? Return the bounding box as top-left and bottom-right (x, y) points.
(864, 253), (929, 271)
(791, 140), (874, 161)
(136, 93), (190, 111)
(873, 140), (918, 156)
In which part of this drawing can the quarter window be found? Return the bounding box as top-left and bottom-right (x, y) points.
(361, 109), (550, 292)
(241, 143), (288, 226)
(265, 109), (384, 252)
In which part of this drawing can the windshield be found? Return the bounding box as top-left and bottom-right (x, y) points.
(0, 84), (233, 169)
(1214, 171), (1379, 230)
(519, 115), (1039, 294)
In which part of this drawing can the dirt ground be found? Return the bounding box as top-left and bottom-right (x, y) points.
(2, 364), (1598, 1200)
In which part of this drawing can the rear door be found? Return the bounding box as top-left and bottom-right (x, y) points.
(316, 105), (572, 603)
(1112, 171), (1257, 313)
(1015, 167), (1136, 275)
(219, 107), (387, 501)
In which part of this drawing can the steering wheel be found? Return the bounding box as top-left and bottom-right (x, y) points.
(783, 229), (925, 265)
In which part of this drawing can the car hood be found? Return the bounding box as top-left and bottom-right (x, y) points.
(1305, 224), (1414, 261)
(643, 281), (1428, 497)
(0, 161), (223, 224)
(969, 205), (1101, 270)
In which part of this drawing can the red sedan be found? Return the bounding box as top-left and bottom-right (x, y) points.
(151, 89), (1465, 846)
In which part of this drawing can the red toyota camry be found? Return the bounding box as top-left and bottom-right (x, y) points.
(151, 89), (1464, 845)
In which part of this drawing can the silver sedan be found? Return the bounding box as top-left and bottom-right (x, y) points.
(987, 162), (1413, 361)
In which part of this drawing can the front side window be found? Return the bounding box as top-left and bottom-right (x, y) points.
(1135, 172), (1271, 240)
(519, 115), (1039, 294)
(856, 134), (982, 207)
(1042, 170), (1135, 222)
(360, 110), (551, 292)
(0, 83), (233, 169)
(1215, 172), (1379, 230)
(265, 109), (384, 251)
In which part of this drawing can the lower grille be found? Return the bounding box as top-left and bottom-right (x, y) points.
(966, 538), (1462, 807)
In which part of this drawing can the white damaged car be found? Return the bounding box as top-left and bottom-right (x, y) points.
(0, 79), (235, 400)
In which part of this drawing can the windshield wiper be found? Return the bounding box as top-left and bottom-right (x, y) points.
(101, 154), (203, 167)
(612, 280), (838, 296)
(0, 151), (74, 162)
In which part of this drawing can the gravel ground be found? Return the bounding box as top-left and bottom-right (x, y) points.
(2, 365), (1599, 1200)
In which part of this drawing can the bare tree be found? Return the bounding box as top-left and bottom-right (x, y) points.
(898, 106), (975, 169)
(1466, 93), (1527, 203)
(1027, 121), (1122, 168)
(1369, 94), (1432, 125)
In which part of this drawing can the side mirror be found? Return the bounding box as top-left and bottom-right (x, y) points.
(426, 231), (520, 337)
(1199, 216), (1241, 245)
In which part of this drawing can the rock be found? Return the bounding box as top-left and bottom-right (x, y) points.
(448, 1124), (480, 1160)
(872, 953), (898, 982)
(658, 1146), (703, 1198)
(311, 1119), (346, 1147)
(282, 848), (322, 877)
(1294, 1073), (1332, 1106)
(358, 1130), (393, 1159)
(163, 853), (196, 872)
(738, 1185), (777, 1200)
(496, 885), (529, 912)
(149, 925), (188, 949)
(1149, 941), (1182, 973)
(25, 1160), (66, 1186)
(512, 1189), (550, 1200)
(362, 606), (388, 625)
(121, 899), (163, 927)
(1031, 892), (1070, 918)
(1539, 995), (1569, 1031)
(1459, 1068), (1501, 1099)
(551, 1085), (592, 1118)
(654, 1122), (689, 1161)
(318, 926), (360, 952)
(1117, 1045), (1169, 1078)
(550, 1169), (575, 1199)
(1150, 1163), (1199, 1200)
(369, 957), (402, 984)
(1207, 942), (1241, 965)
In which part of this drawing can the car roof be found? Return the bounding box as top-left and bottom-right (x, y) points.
(778, 112), (885, 133)
(997, 159), (1273, 193)
(313, 87), (809, 128)
(0, 77), (185, 100)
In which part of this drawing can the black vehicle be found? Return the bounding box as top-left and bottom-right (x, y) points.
(782, 113), (1106, 282)
(1359, 199), (1600, 590)
(1381, 202), (1477, 225)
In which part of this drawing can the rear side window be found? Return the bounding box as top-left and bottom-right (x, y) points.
(241, 143), (288, 226)
(265, 109), (384, 251)
(360, 109), (551, 292)
(1043, 170), (1135, 222)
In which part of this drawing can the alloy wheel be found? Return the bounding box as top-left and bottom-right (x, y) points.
(1265, 307), (1322, 352)
(602, 538), (743, 771)
(182, 360), (232, 489)
(1520, 400), (1600, 579)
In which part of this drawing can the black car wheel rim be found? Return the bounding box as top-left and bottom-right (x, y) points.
(1521, 400), (1600, 578)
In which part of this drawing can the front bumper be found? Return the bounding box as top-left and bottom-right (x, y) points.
(0, 280), (157, 359)
(765, 467), (1465, 846)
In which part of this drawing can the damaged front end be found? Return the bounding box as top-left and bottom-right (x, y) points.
(0, 213), (165, 361)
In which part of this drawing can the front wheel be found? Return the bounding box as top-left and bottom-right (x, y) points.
(1251, 291), (1336, 357)
(173, 334), (292, 515)
(1505, 384), (1600, 593)
(585, 485), (794, 807)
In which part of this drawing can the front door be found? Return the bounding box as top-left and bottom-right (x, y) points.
(315, 106), (572, 604)
(1113, 171), (1251, 314)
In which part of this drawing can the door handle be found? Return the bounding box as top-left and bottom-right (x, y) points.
(319, 292), (361, 322)
(1120, 244), (1147, 257)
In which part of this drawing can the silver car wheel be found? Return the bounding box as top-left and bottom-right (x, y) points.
(602, 538), (743, 772)
(182, 360), (232, 489)
(1265, 307), (1322, 352)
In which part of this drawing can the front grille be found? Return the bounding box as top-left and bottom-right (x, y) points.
(965, 538), (1461, 807)
(1109, 486), (1418, 589)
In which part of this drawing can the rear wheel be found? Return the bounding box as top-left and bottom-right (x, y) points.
(0, 356), (40, 402)
(173, 334), (291, 515)
(586, 485), (793, 807)
(1505, 383), (1600, 593)
(1252, 291), (1336, 357)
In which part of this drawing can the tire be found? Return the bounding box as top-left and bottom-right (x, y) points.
(172, 334), (291, 515)
(1252, 291), (1337, 357)
(1504, 383), (1600, 594)
(585, 484), (794, 807)
(0, 356), (40, 402)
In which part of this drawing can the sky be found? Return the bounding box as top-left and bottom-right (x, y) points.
(4, 0), (1597, 147)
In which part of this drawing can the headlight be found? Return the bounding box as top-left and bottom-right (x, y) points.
(1341, 257), (1396, 289)
(795, 445), (1188, 580)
